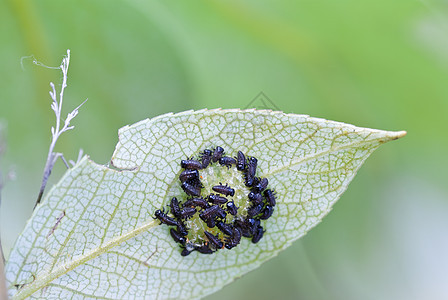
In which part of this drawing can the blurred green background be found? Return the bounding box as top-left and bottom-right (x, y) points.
(1, 0), (448, 299)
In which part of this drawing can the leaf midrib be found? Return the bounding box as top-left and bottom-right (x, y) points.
(12, 220), (158, 300)
(264, 132), (379, 177)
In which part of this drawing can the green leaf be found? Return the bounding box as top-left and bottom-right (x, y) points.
(5, 109), (405, 299)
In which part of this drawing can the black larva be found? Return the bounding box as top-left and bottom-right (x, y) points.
(212, 146), (224, 163)
(236, 151), (246, 171)
(208, 194), (228, 205)
(263, 189), (276, 207)
(248, 192), (263, 205)
(225, 226), (242, 249)
(250, 219), (261, 236)
(204, 231), (224, 249)
(180, 206), (196, 219)
(245, 157), (258, 187)
(216, 221), (234, 236)
(235, 218), (255, 238)
(226, 201), (238, 216)
(170, 197), (181, 218)
(154, 209), (180, 227)
(183, 197), (209, 209)
(200, 204), (227, 222)
(251, 177), (260, 189)
(203, 215), (216, 228)
(212, 184), (235, 197)
(181, 181), (201, 197)
(179, 169), (199, 183)
(181, 159), (203, 170)
(199, 206), (217, 228)
(195, 244), (214, 254)
(247, 203), (264, 218)
(176, 223), (188, 237)
(154, 146), (276, 256)
(170, 228), (186, 245)
(181, 248), (192, 256)
(253, 177), (269, 193)
(260, 205), (274, 220)
(219, 156), (236, 168)
(251, 225), (265, 244)
(200, 149), (213, 168)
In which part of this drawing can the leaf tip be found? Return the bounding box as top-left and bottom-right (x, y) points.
(391, 130), (407, 140)
(379, 130), (407, 143)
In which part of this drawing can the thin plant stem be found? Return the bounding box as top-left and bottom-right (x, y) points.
(34, 50), (87, 209)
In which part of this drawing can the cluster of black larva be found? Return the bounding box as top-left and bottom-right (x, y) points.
(154, 146), (276, 256)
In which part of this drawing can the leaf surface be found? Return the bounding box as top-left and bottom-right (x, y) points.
(5, 109), (405, 299)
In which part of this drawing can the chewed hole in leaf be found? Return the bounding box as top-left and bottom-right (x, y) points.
(156, 146), (277, 256)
